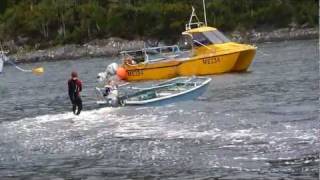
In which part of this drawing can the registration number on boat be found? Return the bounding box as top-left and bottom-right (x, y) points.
(202, 57), (221, 64)
(128, 69), (144, 76)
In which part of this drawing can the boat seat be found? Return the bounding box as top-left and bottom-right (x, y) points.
(138, 91), (157, 100)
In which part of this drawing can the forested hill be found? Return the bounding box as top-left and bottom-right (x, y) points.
(0, 0), (318, 46)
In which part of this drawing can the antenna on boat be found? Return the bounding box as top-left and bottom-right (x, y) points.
(189, 7), (200, 27)
(203, 0), (207, 26)
(186, 6), (203, 30)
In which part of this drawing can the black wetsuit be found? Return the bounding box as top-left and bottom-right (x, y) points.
(68, 78), (82, 115)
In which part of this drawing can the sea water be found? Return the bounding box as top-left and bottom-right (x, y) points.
(0, 40), (318, 179)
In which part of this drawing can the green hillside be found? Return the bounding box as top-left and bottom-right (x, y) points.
(0, 0), (318, 46)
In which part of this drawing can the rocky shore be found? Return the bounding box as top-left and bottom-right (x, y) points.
(6, 27), (319, 63)
(232, 27), (318, 43)
(9, 38), (145, 63)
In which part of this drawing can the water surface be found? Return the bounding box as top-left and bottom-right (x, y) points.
(0, 40), (318, 179)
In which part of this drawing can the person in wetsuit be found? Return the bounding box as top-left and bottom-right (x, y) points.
(68, 71), (82, 115)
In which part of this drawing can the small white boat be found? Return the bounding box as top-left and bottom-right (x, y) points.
(0, 50), (44, 75)
(96, 76), (211, 106)
(0, 51), (9, 74)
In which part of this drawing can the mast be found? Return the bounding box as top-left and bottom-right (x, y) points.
(203, 0), (207, 26)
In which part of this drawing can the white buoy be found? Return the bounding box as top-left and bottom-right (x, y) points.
(0, 52), (8, 74)
(0, 57), (3, 74)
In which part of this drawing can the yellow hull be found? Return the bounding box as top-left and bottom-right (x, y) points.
(123, 52), (239, 81)
(122, 42), (256, 81)
(123, 60), (180, 81)
(232, 48), (256, 72)
(177, 52), (240, 76)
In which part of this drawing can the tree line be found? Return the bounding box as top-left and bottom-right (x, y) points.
(0, 0), (318, 47)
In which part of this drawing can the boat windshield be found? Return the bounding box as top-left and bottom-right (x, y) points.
(192, 30), (230, 46)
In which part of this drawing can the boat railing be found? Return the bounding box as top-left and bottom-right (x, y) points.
(120, 45), (181, 64)
(185, 22), (204, 31)
(146, 45), (181, 62)
(120, 45), (180, 55)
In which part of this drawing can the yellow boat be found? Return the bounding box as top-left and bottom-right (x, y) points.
(179, 26), (257, 75)
(117, 7), (256, 81)
(122, 52), (181, 81)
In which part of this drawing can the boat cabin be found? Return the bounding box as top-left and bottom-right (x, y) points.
(182, 7), (230, 47)
(183, 27), (230, 47)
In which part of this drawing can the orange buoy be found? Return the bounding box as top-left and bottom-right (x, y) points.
(116, 67), (128, 80)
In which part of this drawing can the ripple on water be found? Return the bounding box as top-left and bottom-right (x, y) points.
(0, 40), (319, 179)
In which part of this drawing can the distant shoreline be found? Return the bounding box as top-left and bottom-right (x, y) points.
(7, 27), (318, 64)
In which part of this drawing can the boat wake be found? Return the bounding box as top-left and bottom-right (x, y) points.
(2, 106), (318, 154)
(0, 105), (318, 178)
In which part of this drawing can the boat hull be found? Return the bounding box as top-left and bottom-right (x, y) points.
(123, 52), (240, 81)
(124, 60), (180, 81)
(125, 77), (211, 106)
(177, 52), (239, 76)
(232, 48), (256, 72)
(126, 81), (209, 106)
(121, 43), (256, 81)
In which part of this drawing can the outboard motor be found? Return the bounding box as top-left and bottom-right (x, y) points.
(97, 62), (119, 83)
(106, 62), (118, 76)
(97, 72), (107, 83)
